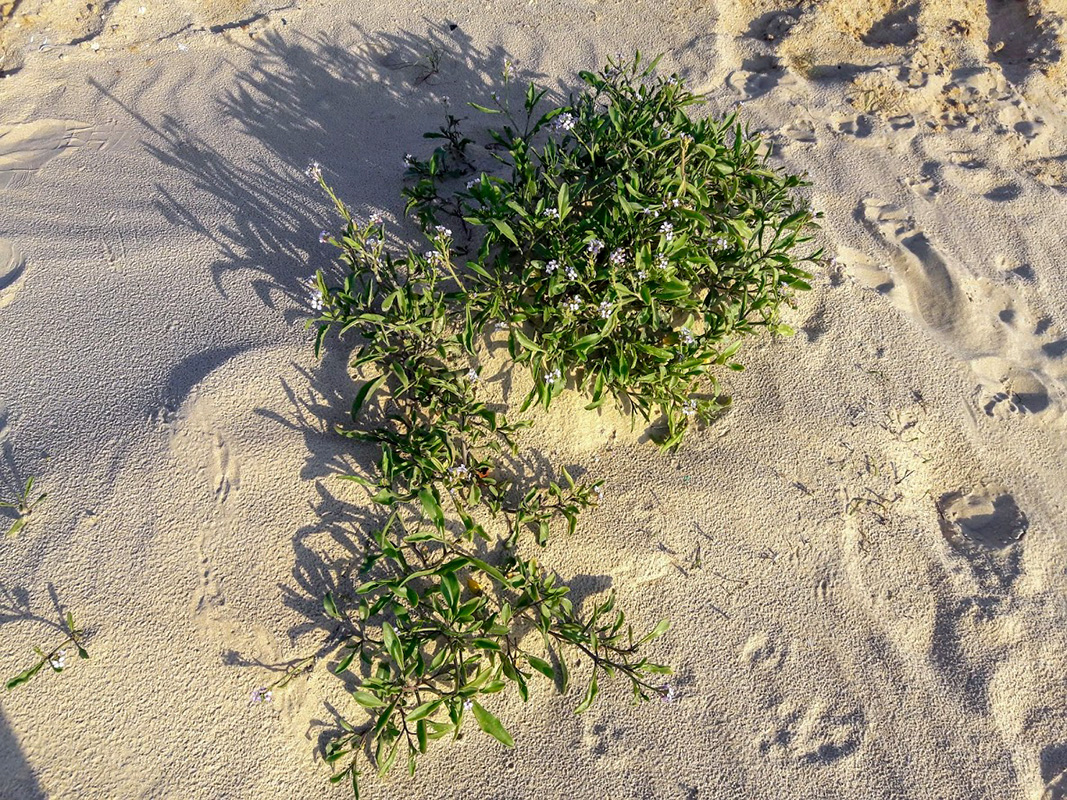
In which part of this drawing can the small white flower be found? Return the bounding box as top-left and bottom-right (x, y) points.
(609, 248), (626, 266)
(308, 281), (324, 311)
(545, 368), (563, 385)
(305, 161), (322, 181)
(403, 153), (417, 167)
(449, 464), (471, 479)
(434, 225), (453, 238)
(543, 208), (560, 219)
(662, 684), (676, 703)
(465, 177), (480, 189)
(565, 265), (578, 280)
(594, 484), (604, 500)
(678, 132), (693, 145)
(598, 300), (612, 319)
(250, 687), (273, 704)
(564, 296), (582, 313)
(670, 198), (682, 208)
(49, 650), (67, 670)
(660, 221), (674, 242)
(710, 236), (728, 250)
(552, 112), (576, 132)
(655, 253), (669, 271)
(318, 230), (330, 244)
(587, 238), (605, 256)
(463, 698), (474, 711)
(680, 327), (695, 345)
(495, 321), (509, 332)
(667, 75), (683, 87)
(636, 268), (648, 281)
(682, 400), (698, 419)
(466, 368), (479, 382)
(368, 212), (384, 226)
(545, 259), (560, 274)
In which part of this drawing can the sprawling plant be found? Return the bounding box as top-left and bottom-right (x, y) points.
(404, 53), (823, 446)
(306, 174), (671, 797)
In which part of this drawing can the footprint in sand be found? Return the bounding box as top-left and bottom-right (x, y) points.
(857, 198), (1066, 425)
(0, 119), (109, 191)
(740, 631), (867, 765)
(0, 238), (28, 310)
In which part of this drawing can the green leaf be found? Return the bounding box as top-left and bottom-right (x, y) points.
(471, 701), (514, 747)
(351, 374), (387, 421)
(574, 671), (599, 714)
(527, 656), (555, 680)
(468, 102), (501, 114)
(352, 690), (385, 708)
(512, 328), (544, 354)
(323, 592), (342, 620)
(406, 698), (443, 722)
(638, 619), (670, 644)
(491, 218), (519, 246)
(382, 622), (405, 669)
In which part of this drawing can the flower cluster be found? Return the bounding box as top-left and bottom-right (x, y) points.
(545, 259), (560, 274)
(250, 686), (273, 704)
(544, 367), (563, 385)
(543, 208), (560, 219)
(681, 400), (698, 419)
(679, 328), (695, 345)
(598, 300), (613, 319)
(305, 161), (322, 181)
(551, 111), (576, 132)
(609, 248), (627, 266)
(49, 651), (67, 670)
(659, 221), (674, 242)
(564, 296), (582, 313)
(587, 238), (605, 256)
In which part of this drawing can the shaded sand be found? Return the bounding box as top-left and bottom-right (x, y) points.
(1, 0), (1066, 798)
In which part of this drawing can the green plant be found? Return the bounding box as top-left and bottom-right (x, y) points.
(404, 52), (823, 446)
(305, 169), (671, 797)
(5, 610), (89, 690)
(1, 475), (46, 537)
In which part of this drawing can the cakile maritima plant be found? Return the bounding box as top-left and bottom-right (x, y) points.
(294, 51), (822, 798)
(404, 52), (824, 446)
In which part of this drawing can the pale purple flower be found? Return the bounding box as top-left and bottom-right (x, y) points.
(680, 328), (695, 345)
(598, 300), (612, 319)
(545, 368), (562, 385)
(466, 368), (479, 383)
(551, 112), (576, 132)
(565, 265), (578, 280)
(661, 684), (676, 703)
(609, 248), (627, 266)
(305, 161), (322, 181)
(660, 221), (674, 242)
(545, 259), (560, 274)
(449, 464), (470, 480)
(434, 225), (453, 238)
(318, 230), (330, 244)
(587, 238), (605, 256)
(369, 213), (384, 226)
(250, 687), (273, 704)
(463, 698), (474, 710)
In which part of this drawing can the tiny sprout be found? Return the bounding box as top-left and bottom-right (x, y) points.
(6, 610), (88, 690)
(1, 476), (47, 537)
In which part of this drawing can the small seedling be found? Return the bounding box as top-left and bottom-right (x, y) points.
(1, 475), (46, 537)
(5, 611), (89, 690)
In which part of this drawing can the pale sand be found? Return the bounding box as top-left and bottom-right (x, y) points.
(1, 0), (1066, 798)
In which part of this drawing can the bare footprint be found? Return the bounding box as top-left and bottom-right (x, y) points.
(0, 119), (107, 191)
(0, 238), (27, 310)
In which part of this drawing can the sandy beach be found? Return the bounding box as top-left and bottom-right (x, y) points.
(1, 0), (1066, 798)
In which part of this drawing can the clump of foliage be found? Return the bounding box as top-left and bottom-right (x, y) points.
(306, 181), (671, 797)
(5, 610), (89, 690)
(1, 475), (46, 537)
(404, 52), (823, 446)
